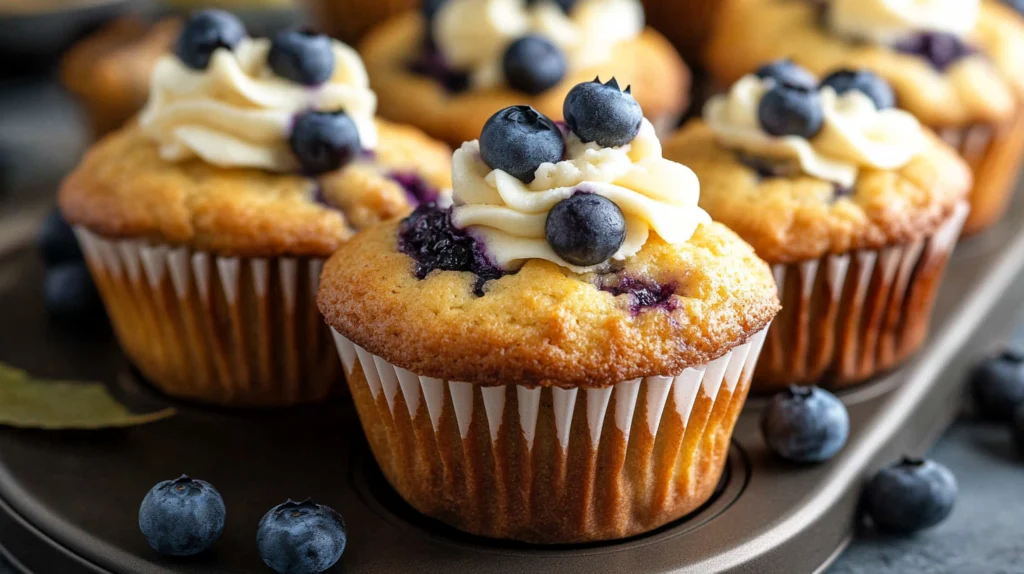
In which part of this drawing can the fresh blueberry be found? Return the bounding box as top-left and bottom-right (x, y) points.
(893, 32), (975, 72)
(545, 193), (626, 267)
(479, 105), (564, 183)
(268, 30), (335, 86)
(563, 77), (643, 148)
(289, 110), (361, 175)
(44, 261), (103, 323)
(502, 36), (567, 95)
(754, 59), (817, 90)
(1013, 403), (1024, 458)
(864, 457), (957, 534)
(758, 83), (824, 139)
(970, 349), (1024, 421)
(398, 203), (507, 295)
(257, 499), (346, 574)
(38, 209), (82, 266)
(175, 9), (246, 70)
(820, 69), (895, 109)
(761, 385), (849, 463)
(139, 475), (225, 557)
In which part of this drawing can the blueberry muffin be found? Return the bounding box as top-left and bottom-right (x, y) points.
(318, 80), (780, 542)
(358, 0), (689, 147)
(705, 0), (1024, 235)
(59, 10), (451, 407)
(664, 62), (971, 390)
(638, 0), (722, 63)
(61, 17), (180, 138)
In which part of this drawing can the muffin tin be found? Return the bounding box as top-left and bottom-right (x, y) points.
(1, 185), (1024, 573)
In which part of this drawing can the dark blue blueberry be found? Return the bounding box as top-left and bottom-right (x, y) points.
(761, 385), (849, 463)
(821, 69), (895, 109)
(389, 172), (439, 205)
(38, 209), (82, 266)
(408, 47), (471, 93)
(268, 30), (336, 86)
(398, 203), (507, 296)
(563, 77), (643, 148)
(138, 475), (225, 557)
(44, 261), (103, 323)
(175, 9), (246, 70)
(503, 36), (567, 95)
(599, 274), (677, 315)
(970, 349), (1024, 421)
(758, 84), (824, 138)
(736, 152), (801, 179)
(864, 457), (957, 534)
(893, 32), (976, 72)
(526, 0), (576, 11)
(1013, 403), (1024, 458)
(545, 193), (626, 267)
(480, 105), (564, 183)
(289, 110), (361, 175)
(257, 499), (346, 574)
(754, 59), (817, 90)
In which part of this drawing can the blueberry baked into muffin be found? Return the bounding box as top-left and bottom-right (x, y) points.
(358, 0), (689, 146)
(664, 62), (971, 390)
(318, 80), (780, 542)
(706, 0), (1024, 235)
(59, 10), (452, 407)
(61, 17), (181, 138)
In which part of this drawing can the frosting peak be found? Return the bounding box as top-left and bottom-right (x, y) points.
(140, 37), (378, 172)
(450, 119), (709, 273)
(433, 0), (643, 90)
(828, 0), (980, 44)
(704, 74), (924, 188)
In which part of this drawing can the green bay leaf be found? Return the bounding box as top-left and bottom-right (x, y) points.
(0, 363), (174, 429)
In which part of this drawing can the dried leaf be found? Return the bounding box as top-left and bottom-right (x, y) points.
(0, 363), (174, 429)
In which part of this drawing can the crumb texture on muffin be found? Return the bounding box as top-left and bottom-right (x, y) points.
(359, 12), (689, 145)
(59, 119), (451, 258)
(318, 219), (780, 387)
(664, 121), (970, 263)
(706, 0), (1024, 126)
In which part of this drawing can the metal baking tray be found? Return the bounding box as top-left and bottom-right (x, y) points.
(0, 184), (1023, 574)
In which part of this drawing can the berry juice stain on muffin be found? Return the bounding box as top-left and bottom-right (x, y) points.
(410, 0), (644, 94)
(389, 172), (441, 205)
(598, 274), (678, 315)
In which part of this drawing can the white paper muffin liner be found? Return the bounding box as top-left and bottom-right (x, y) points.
(755, 201), (969, 391)
(74, 227), (342, 406)
(937, 110), (1024, 234)
(331, 324), (769, 543)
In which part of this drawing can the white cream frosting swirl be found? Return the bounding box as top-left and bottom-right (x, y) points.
(449, 119), (710, 273)
(140, 37), (378, 172)
(704, 75), (924, 188)
(828, 0), (980, 44)
(434, 0), (644, 90)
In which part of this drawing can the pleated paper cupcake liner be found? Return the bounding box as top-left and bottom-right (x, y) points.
(75, 228), (343, 407)
(754, 201), (968, 391)
(937, 110), (1024, 234)
(332, 325), (769, 543)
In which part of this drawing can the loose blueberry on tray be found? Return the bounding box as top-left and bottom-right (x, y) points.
(863, 457), (957, 534)
(761, 385), (849, 463)
(969, 349), (1024, 421)
(43, 261), (103, 323)
(257, 499), (347, 574)
(38, 209), (82, 266)
(139, 475), (226, 556)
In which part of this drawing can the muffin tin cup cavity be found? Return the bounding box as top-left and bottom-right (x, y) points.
(754, 201), (969, 392)
(74, 228), (344, 407)
(938, 111), (1024, 235)
(330, 326), (769, 544)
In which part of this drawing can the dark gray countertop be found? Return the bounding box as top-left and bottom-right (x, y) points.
(1, 78), (1023, 574)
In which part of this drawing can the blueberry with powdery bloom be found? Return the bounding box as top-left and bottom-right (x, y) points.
(479, 105), (565, 183)
(754, 59), (817, 90)
(138, 475), (225, 556)
(503, 36), (567, 95)
(820, 69), (895, 110)
(545, 193), (626, 267)
(758, 83), (824, 139)
(864, 457), (957, 534)
(563, 77), (643, 147)
(289, 111), (361, 175)
(257, 500), (346, 574)
(761, 385), (849, 462)
(268, 30), (335, 86)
